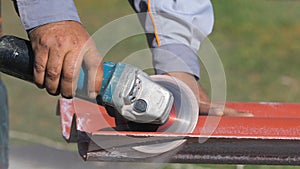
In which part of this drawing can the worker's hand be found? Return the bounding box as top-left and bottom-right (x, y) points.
(29, 21), (103, 98)
(164, 72), (253, 117)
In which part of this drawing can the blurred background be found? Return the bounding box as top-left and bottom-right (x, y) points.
(2, 0), (300, 169)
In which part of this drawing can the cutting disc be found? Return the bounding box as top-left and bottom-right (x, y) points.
(133, 75), (199, 154)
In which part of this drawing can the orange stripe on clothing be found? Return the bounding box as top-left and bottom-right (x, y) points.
(0, 18), (2, 37)
(147, 0), (161, 46)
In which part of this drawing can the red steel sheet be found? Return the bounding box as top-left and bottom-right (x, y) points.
(58, 98), (300, 164)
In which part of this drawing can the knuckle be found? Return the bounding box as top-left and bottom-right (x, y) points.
(34, 63), (46, 73)
(46, 67), (61, 80)
(39, 37), (49, 48)
(55, 35), (65, 48)
(63, 69), (75, 83)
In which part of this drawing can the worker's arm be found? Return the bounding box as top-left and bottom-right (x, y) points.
(13, 0), (103, 98)
(129, 0), (214, 79)
(129, 0), (252, 116)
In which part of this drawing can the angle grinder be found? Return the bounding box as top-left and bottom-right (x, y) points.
(0, 35), (199, 154)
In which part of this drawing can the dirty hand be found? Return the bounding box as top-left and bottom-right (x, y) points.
(29, 21), (103, 98)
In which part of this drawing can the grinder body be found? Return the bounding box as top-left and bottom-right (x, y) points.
(77, 62), (174, 125)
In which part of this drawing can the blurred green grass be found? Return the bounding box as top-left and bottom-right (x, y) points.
(210, 0), (300, 102)
(2, 0), (300, 169)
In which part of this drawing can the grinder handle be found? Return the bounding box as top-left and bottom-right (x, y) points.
(0, 35), (34, 82)
(0, 35), (110, 99)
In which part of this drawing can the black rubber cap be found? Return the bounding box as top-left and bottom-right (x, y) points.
(133, 99), (147, 113)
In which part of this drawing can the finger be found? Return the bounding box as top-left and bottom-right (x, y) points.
(33, 47), (49, 88)
(85, 49), (103, 99)
(87, 63), (103, 99)
(60, 51), (82, 98)
(223, 107), (254, 117)
(44, 48), (65, 95)
(199, 102), (213, 115)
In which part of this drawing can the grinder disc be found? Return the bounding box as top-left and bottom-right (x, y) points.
(133, 75), (199, 154)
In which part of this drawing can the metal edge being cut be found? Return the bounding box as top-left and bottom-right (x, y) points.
(132, 75), (199, 154)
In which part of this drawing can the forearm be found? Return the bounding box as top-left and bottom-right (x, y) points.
(129, 0), (214, 78)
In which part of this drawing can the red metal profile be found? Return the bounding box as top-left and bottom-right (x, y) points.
(58, 98), (300, 165)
